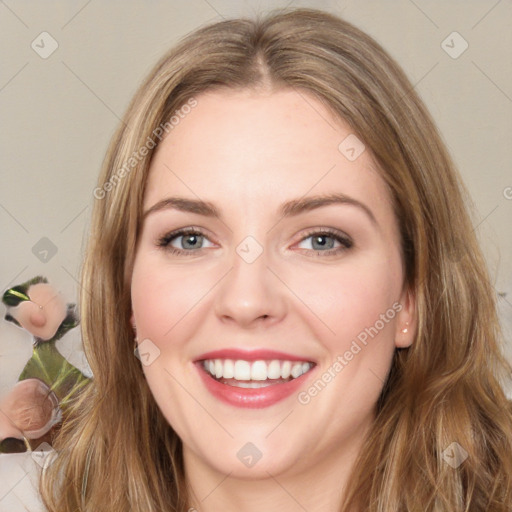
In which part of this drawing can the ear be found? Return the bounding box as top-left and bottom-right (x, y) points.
(130, 313), (137, 334)
(394, 286), (416, 348)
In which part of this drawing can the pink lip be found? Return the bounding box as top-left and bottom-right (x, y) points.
(194, 348), (315, 363)
(194, 359), (317, 409)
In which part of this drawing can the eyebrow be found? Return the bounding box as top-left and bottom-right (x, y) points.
(142, 193), (377, 226)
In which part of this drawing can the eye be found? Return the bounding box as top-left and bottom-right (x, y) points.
(157, 228), (215, 256)
(157, 227), (353, 257)
(295, 228), (353, 257)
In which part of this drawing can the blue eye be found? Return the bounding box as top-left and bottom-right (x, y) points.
(157, 227), (353, 257)
(296, 229), (353, 256)
(157, 228), (213, 256)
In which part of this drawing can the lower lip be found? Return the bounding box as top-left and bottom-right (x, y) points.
(195, 362), (315, 408)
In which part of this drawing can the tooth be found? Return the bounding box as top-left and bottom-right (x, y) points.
(234, 360), (251, 380)
(223, 359), (234, 379)
(203, 358), (313, 381)
(251, 360), (268, 381)
(230, 381), (274, 388)
(215, 359), (223, 378)
(291, 362), (303, 378)
(281, 361), (291, 379)
(267, 360), (281, 379)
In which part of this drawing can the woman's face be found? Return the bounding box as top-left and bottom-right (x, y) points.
(131, 88), (415, 481)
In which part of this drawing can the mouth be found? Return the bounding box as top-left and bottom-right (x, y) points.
(194, 353), (317, 408)
(201, 358), (314, 387)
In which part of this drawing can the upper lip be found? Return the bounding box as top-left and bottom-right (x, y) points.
(194, 348), (316, 363)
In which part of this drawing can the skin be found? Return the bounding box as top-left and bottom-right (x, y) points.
(9, 283), (67, 340)
(130, 88), (416, 512)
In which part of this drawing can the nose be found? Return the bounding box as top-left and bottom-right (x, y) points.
(214, 243), (287, 328)
(29, 307), (47, 327)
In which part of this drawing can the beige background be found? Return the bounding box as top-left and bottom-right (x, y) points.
(0, 1), (511, 509)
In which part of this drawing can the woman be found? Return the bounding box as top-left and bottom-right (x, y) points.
(40, 8), (512, 511)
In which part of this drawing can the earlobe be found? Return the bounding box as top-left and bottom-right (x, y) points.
(395, 287), (416, 348)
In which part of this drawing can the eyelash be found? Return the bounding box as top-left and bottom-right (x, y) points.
(157, 227), (353, 257)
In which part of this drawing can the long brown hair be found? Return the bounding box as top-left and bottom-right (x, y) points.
(40, 8), (512, 511)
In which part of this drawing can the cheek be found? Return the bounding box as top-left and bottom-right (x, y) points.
(294, 256), (401, 407)
(130, 255), (214, 346)
(131, 259), (213, 443)
(297, 256), (401, 346)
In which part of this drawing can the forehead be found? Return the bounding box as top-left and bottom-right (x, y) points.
(144, 88), (394, 226)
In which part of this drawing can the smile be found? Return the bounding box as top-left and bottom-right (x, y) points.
(194, 350), (317, 408)
(202, 359), (314, 387)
